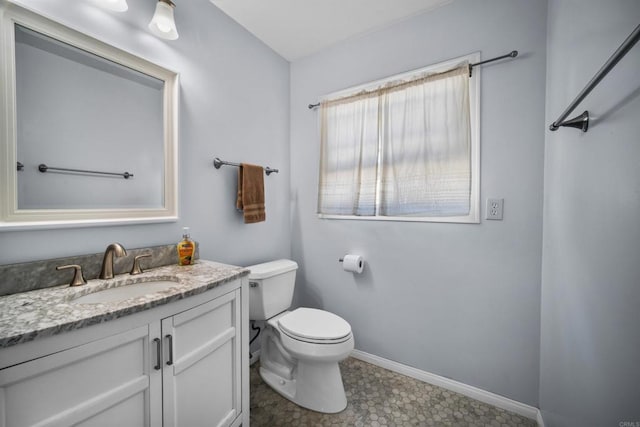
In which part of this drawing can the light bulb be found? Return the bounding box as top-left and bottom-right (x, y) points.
(148, 0), (178, 40)
(156, 19), (172, 33)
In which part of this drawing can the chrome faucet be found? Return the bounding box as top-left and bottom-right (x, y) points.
(99, 243), (127, 279)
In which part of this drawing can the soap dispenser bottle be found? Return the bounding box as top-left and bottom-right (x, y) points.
(177, 227), (195, 266)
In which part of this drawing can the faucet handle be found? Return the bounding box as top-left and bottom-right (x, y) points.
(130, 254), (152, 275)
(56, 264), (87, 287)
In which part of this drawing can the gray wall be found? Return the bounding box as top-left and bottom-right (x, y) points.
(1, 1), (290, 267)
(540, 0), (640, 425)
(289, 0), (547, 406)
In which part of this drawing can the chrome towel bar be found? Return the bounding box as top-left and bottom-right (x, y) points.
(38, 163), (133, 179)
(549, 23), (640, 132)
(213, 157), (278, 176)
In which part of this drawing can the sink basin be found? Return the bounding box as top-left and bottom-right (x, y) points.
(72, 280), (178, 304)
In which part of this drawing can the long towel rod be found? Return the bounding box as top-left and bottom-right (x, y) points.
(307, 50), (519, 109)
(38, 163), (133, 179)
(550, 23), (640, 132)
(213, 157), (278, 176)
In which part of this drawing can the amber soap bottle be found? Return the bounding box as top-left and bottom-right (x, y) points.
(177, 227), (195, 266)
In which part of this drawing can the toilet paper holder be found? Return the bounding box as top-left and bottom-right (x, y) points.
(338, 255), (364, 274)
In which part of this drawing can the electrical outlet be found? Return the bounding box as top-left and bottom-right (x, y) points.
(486, 198), (504, 220)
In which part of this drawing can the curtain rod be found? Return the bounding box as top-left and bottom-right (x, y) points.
(307, 50), (518, 109)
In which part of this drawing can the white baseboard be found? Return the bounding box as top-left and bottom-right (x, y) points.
(350, 349), (544, 425)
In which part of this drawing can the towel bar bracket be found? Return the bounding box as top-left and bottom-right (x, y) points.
(213, 157), (229, 169)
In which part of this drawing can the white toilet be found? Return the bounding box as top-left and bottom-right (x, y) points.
(247, 259), (354, 413)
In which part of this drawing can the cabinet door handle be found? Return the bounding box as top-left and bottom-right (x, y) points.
(165, 334), (174, 366)
(153, 338), (162, 370)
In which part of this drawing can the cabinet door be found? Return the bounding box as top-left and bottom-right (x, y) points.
(162, 289), (241, 427)
(0, 326), (155, 427)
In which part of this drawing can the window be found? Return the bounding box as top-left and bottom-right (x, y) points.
(317, 54), (480, 223)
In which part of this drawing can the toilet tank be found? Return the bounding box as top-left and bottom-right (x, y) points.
(247, 259), (298, 321)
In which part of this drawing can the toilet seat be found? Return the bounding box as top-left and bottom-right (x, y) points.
(278, 308), (352, 344)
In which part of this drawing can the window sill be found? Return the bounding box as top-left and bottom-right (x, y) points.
(317, 214), (479, 224)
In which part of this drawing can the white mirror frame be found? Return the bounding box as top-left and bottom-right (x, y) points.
(0, 1), (179, 230)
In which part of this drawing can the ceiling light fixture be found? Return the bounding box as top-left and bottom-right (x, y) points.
(99, 0), (129, 12)
(148, 0), (179, 40)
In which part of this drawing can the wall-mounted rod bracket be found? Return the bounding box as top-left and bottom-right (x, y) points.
(551, 111), (589, 132)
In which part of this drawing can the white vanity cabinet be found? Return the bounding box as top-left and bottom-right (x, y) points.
(160, 288), (243, 427)
(0, 325), (154, 426)
(0, 278), (249, 427)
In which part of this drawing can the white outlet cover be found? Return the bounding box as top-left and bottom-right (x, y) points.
(486, 198), (504, 220)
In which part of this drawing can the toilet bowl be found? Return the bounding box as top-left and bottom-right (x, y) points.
(247, 260), (354, 413)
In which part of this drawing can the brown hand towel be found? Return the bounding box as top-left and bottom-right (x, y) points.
(236, 163), (266, 223)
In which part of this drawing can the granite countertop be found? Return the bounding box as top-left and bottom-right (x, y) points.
(0, 260), (249, 349)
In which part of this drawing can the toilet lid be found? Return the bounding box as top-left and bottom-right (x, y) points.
(278, 308), (351, 341)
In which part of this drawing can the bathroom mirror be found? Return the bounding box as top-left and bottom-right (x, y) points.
(0, 2), (178, 229)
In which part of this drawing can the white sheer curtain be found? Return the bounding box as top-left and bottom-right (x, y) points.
(380, 65), (471, 216)
(318, 93), (379, 215)
(318, 63), (471, 217)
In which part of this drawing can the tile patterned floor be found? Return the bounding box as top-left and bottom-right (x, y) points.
(250, 357), (537, 426)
